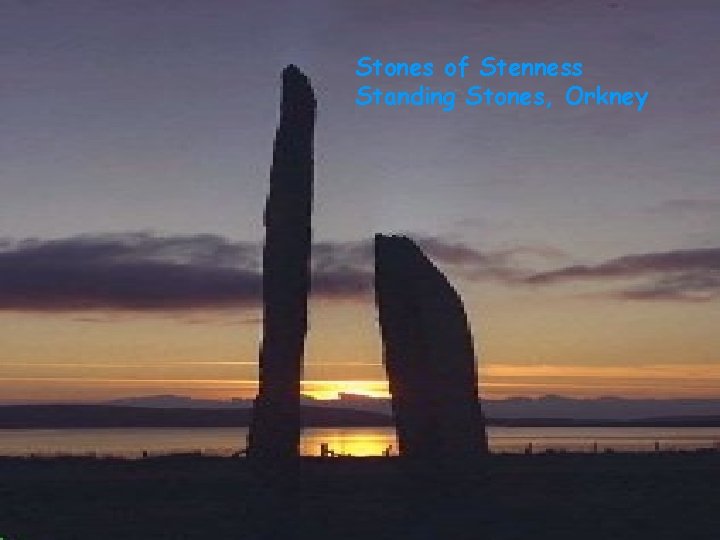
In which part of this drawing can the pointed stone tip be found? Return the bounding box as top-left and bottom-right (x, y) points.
(280, 65), (315, 109)
(282, 64), (310, 84)
(283, 64), (301, 75)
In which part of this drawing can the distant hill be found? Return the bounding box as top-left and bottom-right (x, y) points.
(489, 416), (720, 427)
(2, 404), (720, 429)
(0, 405), (392, 429)
(96, 394), (720, 420)
(483, 395), (720, 420)
(107, 395), (255, 409)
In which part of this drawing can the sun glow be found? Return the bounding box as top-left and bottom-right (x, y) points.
(300, 380), (390, 400)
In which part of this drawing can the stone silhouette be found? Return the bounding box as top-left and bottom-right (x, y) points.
(374, 234), (488, 460)
(247, 65), (316, 459)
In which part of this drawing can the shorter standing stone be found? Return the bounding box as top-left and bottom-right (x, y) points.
(374, 234), (488, 461)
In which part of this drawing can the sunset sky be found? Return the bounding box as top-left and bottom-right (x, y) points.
(1, 0), (719, 402)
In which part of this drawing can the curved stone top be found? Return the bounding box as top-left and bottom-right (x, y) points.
(281, 64), (317, 116)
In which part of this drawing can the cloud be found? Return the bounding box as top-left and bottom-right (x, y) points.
(648, 199), (720, 216)
(2, 232), (716, 311)
(526, 247), (720, 301)
(0, 233), (263, 310)
(0, 233), (419, 311)
(614, 272), (720, 302)
(0, 232), (550, 311)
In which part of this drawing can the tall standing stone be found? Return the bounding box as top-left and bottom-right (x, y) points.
(247, 65), (316, 459)
(374, 234), (488, 461)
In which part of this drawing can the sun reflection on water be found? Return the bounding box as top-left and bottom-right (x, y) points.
(301, 428), (397, 456)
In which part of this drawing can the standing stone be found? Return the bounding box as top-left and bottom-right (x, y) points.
(374, 234), (488, 461)
(247, 65), (316, 459)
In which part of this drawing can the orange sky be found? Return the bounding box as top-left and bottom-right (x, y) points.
(2, 279), (719, 402)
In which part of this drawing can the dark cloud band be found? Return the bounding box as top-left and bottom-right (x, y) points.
(526, 248), (720, 301)
(0, 233), (717, 310)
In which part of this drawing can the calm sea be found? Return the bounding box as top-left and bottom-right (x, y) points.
(2, 426), (720, 457)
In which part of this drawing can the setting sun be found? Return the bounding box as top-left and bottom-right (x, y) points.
(301, 380), (390, 400)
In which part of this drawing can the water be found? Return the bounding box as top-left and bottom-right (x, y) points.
(2, 426), (720, 457)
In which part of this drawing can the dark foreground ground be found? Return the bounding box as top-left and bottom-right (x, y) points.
(1, 452), (719, 540)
